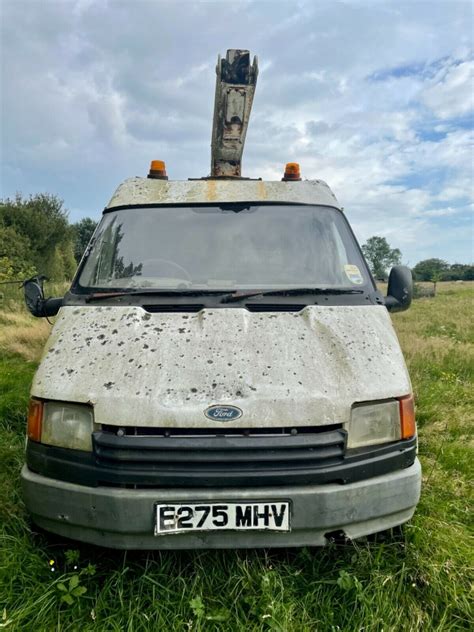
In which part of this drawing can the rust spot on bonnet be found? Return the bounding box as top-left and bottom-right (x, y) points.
(206, 180), (217, 201)
(257, 180), (267, 199)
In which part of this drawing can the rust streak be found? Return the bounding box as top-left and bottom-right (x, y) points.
(206, 179), (217, 201)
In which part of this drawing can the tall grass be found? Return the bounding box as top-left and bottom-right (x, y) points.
(0, 283), (472, 631)
(0, 281), (67, 361)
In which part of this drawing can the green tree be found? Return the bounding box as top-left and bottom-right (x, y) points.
(0, 225), (36, 280)
(361, 236), (402, 279)
(412, 258), (449, 282)
(463, 265), (474, 281)
(441, 263), (474, 281)
(73, 217), (98, 263)
(0, 193), (75, 280)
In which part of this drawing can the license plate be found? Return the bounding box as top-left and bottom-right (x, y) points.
(154, 502), (291, 535)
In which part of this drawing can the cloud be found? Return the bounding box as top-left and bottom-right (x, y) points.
(422, 207), (459, 218)
(421, 59), (474, 119)
(0, 0), (473, 263)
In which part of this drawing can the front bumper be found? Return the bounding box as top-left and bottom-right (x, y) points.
(21, 459), (421, 549)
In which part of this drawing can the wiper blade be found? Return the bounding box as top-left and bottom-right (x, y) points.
(221, 288), (364, 303)
(85, 289), (227, 302)
(84, 287), (364, 303)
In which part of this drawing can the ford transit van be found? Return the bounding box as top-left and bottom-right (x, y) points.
(21, 49), (421, 549)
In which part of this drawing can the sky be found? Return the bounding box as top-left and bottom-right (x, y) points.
(1, 0), (473, 265)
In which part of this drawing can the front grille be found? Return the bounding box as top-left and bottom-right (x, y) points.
(100, 424), (341, 436)
(92, 426), (347, 487)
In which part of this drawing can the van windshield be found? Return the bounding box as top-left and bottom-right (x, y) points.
(77, 204), (370, 291)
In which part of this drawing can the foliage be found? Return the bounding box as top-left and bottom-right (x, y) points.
(56, 575), (87, 606)
(412, 260), (473, 283)
(412, 258), (450, 282)
(439, 263), (473, 282)
(0, 193), (76, 281)
(0, 255), (35, 284)
(361, 236), (402, 279)
(0, 282), (472, 630)
(0, 226), (36, 281)
(73, 218), (98, 263)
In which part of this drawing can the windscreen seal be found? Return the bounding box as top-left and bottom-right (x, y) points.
(102, 201), (342, 214)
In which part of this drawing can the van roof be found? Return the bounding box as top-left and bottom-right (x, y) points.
(106, 177), (342, 211)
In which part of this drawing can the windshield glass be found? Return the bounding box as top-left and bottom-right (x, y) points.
(77, 205), (370, 291)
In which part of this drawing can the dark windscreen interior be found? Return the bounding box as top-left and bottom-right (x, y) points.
(78, 205), (369, 291)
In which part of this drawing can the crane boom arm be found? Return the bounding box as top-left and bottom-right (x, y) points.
(210, 49), (258, 177)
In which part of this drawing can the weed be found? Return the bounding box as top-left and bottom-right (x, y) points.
(57, 575), (88, 606)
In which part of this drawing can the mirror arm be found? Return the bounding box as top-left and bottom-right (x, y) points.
(25, 296), (63, 318)
(40, 297), (63, 317)
(384, 295), (402, 312)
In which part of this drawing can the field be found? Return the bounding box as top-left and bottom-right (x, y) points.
(0, 282), (472, 631)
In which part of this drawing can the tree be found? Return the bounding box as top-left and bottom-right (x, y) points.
(412, 258), (449, 282)
(463, 265), (474, 281)
(361, 236), (402, 279)
(440, 263), (474, 281)
(0, 225), (36, 280)
(0, 193), (75, 280)
(73, 217), (98, 263)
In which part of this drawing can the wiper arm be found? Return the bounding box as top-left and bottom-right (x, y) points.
(85, 289), (227, 302)
(221, 288), (364, 303)
(84, 287), (364, 303)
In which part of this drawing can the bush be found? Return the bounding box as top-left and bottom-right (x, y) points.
(0, 194), (75, 281)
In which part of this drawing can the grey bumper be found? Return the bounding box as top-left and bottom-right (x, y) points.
(21, 459), (421, 549)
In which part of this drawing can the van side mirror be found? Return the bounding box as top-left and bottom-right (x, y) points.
(385, 266), (413, 313)
(23, 275), (63, 318)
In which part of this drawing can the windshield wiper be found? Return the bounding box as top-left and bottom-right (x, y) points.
(84, 287), (364, 303)
(220, 288), (364, 303)
(84, 289), (227, 302)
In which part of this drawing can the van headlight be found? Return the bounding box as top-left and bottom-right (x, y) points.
(28, 400), (94, 451)
(347, 400), (401, 449)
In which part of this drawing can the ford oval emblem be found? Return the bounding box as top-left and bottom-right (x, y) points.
(205, 405), (243, 421)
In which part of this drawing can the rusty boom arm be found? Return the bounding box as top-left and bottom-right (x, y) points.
(210, 49), (258, 177)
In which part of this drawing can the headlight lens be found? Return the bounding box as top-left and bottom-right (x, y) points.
(347, 400), (401, 449)
(41, 402), (94, 451)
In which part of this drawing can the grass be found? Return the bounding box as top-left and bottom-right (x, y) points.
(0, 282), (473, 631)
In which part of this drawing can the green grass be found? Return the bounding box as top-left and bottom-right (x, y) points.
(0, 283), (473, 631)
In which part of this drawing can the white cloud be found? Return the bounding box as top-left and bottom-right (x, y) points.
(421, 60), (474, 119)
(422, 207), (459, 217)
(0, 0), (473, 263)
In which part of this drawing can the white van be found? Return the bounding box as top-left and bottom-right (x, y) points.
(21, 50), (420, 549)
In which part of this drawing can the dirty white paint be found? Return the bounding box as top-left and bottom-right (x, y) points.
(107, 178), (341, 210)
(32, 305), (411, 429)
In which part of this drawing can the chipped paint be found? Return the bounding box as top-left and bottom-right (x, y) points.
(32, 305), (411, 429)
(107, 177), (341, 210)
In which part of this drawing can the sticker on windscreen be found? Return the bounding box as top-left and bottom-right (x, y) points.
(344, 264), (364, 285)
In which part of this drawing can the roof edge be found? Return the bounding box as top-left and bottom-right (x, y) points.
(106, 177), (341, 210)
